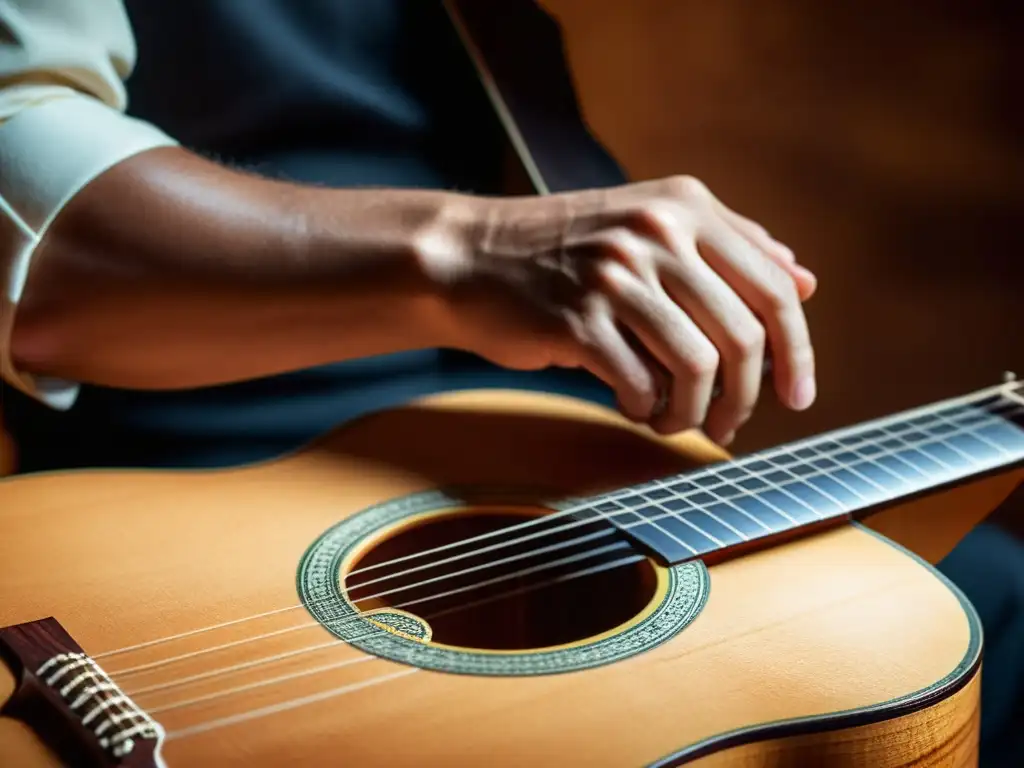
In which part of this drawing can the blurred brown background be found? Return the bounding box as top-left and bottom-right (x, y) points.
(547, 0), (1023, 533)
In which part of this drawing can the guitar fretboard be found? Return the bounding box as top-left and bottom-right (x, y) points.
(580, 383), (1024, 565)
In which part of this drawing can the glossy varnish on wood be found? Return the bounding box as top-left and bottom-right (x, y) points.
(0, 391), (1018, 766)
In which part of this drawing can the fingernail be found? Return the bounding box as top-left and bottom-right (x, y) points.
(719, 430), (736, 447)
(791, 375), (816, 411)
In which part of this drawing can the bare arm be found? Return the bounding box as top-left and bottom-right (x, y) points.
(1, 0), (819, 446)
(11, 146), (821, 444)
(10, 146), (468, 389)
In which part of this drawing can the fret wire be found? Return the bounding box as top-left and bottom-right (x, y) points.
(642, 475), (804, 527)
(733, 486), (802, 526)
(659, 476), (774, 534)
(912, 409), (1015, 469)
(678, 470), (805, 526)
(799, 406), (1011, 491)
(581, 497), (683, 553)
(601, 397), (1024, 558)
(738, 462), (828, 519)
(569, 403), (1015, 565)
(716, 385), (1001, 475)
(650, 500), (729, 546)
(625, 468), (841, 534)
(843, 441), (931, 487)
(921, 404), (1016, 439)
(760, 456), (851, 513)
(705, 398), (982, 496)
(648, 482), (753, 541)
(617, 414), (1020, 536)
(845, 420), (947, 485)
(596, 497), (702, 557)
(798, 450), (870, 502)
(626, 503), (701, 557)
(916, 420), (979, 465)
(819, 449), (889, 494)
(875, 424), (949, 477)
(930, 407), (1013, 458)
(591, 390), (1021, 519)
(743, 401), (1013, 492)
(866, 428), (943, 477)
(697, 503), (751, 541)
(881, 408), (1014, 474)
(621, 411), (989, 520)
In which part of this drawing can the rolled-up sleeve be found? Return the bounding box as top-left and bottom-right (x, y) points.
(0, 0), (177, 409)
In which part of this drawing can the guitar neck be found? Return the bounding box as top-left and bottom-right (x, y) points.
(580, 380), (1024, 566)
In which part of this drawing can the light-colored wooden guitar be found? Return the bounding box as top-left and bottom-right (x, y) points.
(1, 381), (1023, 767)
(2, 3), (1023, 764)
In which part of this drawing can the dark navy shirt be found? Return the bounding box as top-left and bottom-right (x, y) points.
(5, 0), (612, 473)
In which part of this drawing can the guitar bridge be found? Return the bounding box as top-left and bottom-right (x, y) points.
(37, 651), (162, 759)
(0, 617), (165, 767)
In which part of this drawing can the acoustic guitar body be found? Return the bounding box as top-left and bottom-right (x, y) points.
(3, 388), (1022, 767)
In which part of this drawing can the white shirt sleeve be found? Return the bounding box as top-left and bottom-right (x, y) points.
(0, 0), (178, 409)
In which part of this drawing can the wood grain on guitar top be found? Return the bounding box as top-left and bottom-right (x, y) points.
(0, 391), (1017, 766)
(686, 669), (981, 767)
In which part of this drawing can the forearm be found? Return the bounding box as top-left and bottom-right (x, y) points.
(9, 146), (468, 389)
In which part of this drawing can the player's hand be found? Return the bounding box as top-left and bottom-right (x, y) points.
(428, 176), (817, 445)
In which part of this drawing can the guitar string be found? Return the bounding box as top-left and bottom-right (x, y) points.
(92, 393), (1019, 675)
(162, 668), (420, 741)
(342, 383), (1018, 579)
(109, 539), (633, 678)
(116, 387), (1013, 682)
(145, 640), (378, 714)
(110, 395), (1022, 695)
(92, 393), (1022, 669)
(116, 394), (980, 678)
(127, 553), (645, 705)
(107, 406), (1010, 680)
(106, 528), (618, 676)
(72, 393), (1022, 740)
(98, 405), (1021, 721)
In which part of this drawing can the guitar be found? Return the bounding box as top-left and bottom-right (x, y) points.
(2, 3), (1024, 766)
(0, 383), (1023, 767)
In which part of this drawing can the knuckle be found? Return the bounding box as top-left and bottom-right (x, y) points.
(592, 259), (638, 299)
(595, 227), (631, 255)
(684, 346), (720, 381)
(668, 174), (709, 202)
(593, 230), (663, 288)
(729, 322), (766, 359)
(626, 201), (677, 238)
(594, 227), (643, 264)
(627, 377), (658, 416)
(760, 276), (799, 312)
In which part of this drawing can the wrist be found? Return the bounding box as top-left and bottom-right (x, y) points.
(403, 191), (488, 348)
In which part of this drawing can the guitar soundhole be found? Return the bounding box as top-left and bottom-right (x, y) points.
(343, 509), (658, 652)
